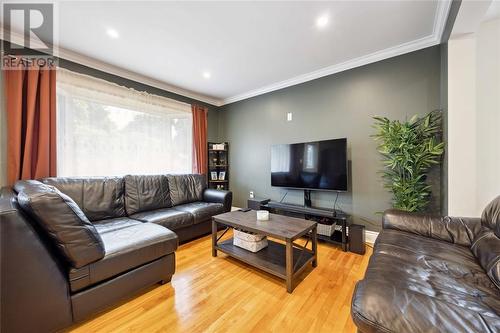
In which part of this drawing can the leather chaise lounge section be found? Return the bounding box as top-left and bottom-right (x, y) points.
(0, 174), (232, 333)
(351, 197), (500, 333)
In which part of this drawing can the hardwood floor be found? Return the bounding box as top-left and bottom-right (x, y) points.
(67, 231), (372, 333)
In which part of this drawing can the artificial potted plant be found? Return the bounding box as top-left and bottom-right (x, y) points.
(372, 110), (444, 212)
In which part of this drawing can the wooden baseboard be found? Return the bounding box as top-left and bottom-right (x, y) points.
(365, 230), (379, 245)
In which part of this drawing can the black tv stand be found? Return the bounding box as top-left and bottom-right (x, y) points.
(261, 201), (350, 251)
(265, 201), (338, 217)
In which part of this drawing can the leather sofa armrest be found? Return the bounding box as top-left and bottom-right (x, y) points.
(203, 189), (233, 212)
(383, 209), (482, 247)
(1, 187), (73, 332)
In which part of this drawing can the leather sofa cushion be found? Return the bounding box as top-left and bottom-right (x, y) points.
(472, 228), (500, 290)
(70, 254), (175, 323)
(42, 177), (126, 221)
(124, 175), (172, 215)
(167, 174), (206, 206)
(383, 209), (482, 247)
(131, 208), (194, 230)
(352, 229), (500, 333)
(173, 202), (225, 224)
(14, 180), (105, 268)
(69, 219), (178, 292)
(93, 217), (142, 234)
(482, 195), (500, 237)
(203, 188), (233, 213)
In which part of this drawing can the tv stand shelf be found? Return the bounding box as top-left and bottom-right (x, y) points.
(265, 201), (347, 219)
(261, 201), (350, 251)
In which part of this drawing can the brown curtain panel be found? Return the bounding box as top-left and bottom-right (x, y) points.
(192, 104), (208, 174)
(4, 58), (57, 185)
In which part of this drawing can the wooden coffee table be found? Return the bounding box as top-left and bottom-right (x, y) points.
(212, 210), (317, 293)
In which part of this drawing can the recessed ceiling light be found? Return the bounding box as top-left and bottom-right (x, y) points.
(202, 71), (211, 79)
(316, 14), (329, 29)
(106, 28), (119, 39)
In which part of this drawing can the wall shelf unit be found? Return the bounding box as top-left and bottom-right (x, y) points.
(208, 142), (229, 190)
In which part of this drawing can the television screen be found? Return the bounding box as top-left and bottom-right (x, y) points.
(271, 138), (347, 191)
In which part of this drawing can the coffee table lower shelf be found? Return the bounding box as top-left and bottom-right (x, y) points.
(215, 238), (314, 280)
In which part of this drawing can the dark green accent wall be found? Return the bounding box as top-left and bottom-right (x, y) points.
(218, 46), (443, 231)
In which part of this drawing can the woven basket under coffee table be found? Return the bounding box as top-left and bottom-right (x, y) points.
(233, 229), (268, 252)
(211, 210), (317, 293)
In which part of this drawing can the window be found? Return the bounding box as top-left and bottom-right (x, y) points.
(56, 68), (192, 176)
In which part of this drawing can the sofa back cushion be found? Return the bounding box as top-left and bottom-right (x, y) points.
(167, 174), (206, 206)
(482, 195), (500, 237)
(124, 175), (172, 215)
(471, 228), (500, 289)
(14, 180), (105, 268)
(471, 195), (500, 289)
(42, 177), (126, 221)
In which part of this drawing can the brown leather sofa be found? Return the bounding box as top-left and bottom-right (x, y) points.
(351, 197), (500, 333)
(0, 174), (232, 333)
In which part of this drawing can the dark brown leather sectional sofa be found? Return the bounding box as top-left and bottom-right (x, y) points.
(0, 173), (232, 333)
(352, 197), (500, 333)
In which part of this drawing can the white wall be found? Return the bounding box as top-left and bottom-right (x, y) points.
(448, 18), (500, 216)
(476, 18), (500, 211)
(448, 35), (477, 216)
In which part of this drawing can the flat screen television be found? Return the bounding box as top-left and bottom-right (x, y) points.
(271, 138), (348, 192)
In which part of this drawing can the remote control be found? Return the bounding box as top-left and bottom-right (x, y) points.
(239, 208), (251, 212)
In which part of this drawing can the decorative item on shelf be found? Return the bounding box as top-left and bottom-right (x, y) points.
(256, 210), (269, 221)
(233, 229), (268, 252)
(372, 110), (444, 212)
(211, 143), (226, 150)
(208, 141), (229, 190)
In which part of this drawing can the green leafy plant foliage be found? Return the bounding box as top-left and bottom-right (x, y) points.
(372, 110), (444, 212)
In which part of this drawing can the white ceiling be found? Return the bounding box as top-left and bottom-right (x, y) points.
(484, 0), (500, 21)
(451, 0), (500, 38)
(3, 1), (451, 106)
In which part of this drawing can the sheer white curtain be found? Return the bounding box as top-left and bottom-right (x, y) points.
(56, 68), (192, 177)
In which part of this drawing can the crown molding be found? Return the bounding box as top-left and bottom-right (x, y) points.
(222, 34), (439, 105)
(1, 27), (224, 107)
(222, 0), (452, 105)
(434, 0), (453, 39)
(56, 47), (224, 106)
(2, 0), (451, 107)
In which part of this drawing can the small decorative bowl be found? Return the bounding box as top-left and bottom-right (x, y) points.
(256, 210), (269, 221)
